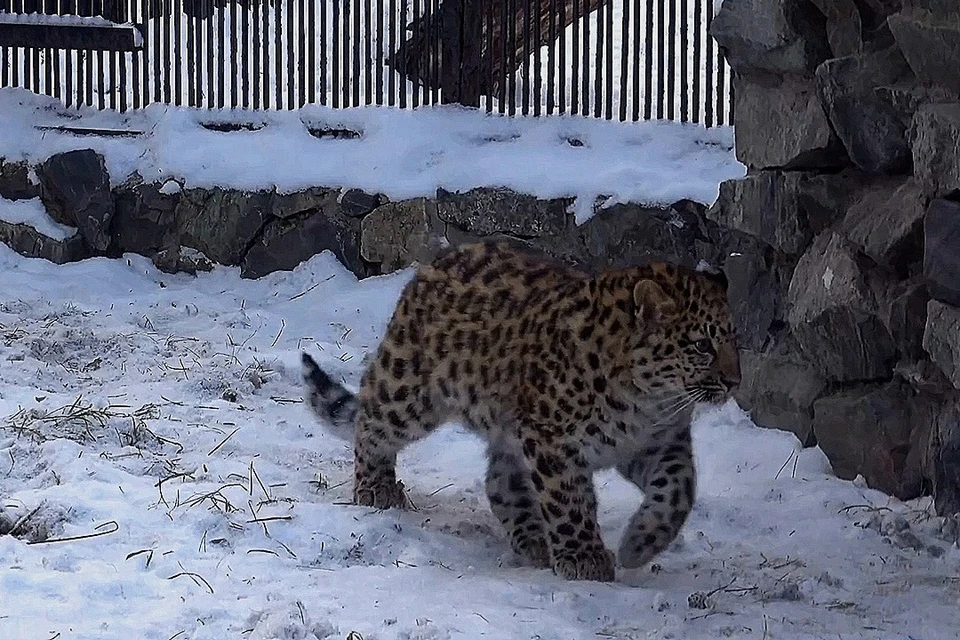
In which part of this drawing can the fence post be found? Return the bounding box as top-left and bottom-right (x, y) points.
(440, 0), (481, 107)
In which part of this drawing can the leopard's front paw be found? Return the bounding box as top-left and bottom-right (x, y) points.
(354, 479), (408, 510)
(552, 546), (615, 582)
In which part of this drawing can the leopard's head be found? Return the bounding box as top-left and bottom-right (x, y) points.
(628, 262), (740, 406)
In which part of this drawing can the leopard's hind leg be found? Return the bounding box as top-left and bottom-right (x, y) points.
(485, 434), (550, 568)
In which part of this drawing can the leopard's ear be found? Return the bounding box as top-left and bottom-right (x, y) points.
(633, 279), (678, 325)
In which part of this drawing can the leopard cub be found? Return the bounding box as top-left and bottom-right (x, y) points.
(303, 241), (740, 581)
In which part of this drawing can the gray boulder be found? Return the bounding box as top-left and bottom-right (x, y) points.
(787, 232), (897, 381)
(923, 300), (960, 389)
(815, 46), (915, 174)
(911, 103), (960, 198)
(731, 74), (843, 170)
(710, 0), (832, 77)
(889, 7), (960, 97)
(923, 199), (960, 307)
(37, 149), (114, 251)
(813, 380), (935, 499)
(708, 172), (812, 256)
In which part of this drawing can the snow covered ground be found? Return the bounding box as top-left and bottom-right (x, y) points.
(1, 243), (959, 640)
(0, 88), (743, 224)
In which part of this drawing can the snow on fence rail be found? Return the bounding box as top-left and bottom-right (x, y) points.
(0, 0), (733, 125)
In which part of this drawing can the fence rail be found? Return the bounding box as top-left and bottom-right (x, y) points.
(0, 0), (733, 125)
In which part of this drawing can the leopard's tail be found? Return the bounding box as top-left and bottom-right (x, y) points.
(301, 352), (358, 442)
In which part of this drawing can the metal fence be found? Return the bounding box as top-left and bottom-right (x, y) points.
(0, 0), (733, 125)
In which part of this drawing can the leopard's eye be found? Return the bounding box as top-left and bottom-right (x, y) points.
(693, 339), (713, 354)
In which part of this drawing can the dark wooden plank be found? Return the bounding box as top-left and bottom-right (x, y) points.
(0, 23), (142, 51)
(717, 55), (726, 125)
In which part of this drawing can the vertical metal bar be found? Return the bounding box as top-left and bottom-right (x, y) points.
(679, 0), (689, 122)
(593, 0), (603, 117)
(507, 0), (516, 114)
(295, 0), (303, 107)
(717, 55), (726, 126)
(209, 0), (217, 108)
(422, 0), (431, 104)
(399, 0), (407, 108)
(666, 0), (676, 120)
(252, 0), (262, 108)
(312, 0), (320, 104)
(242, 0), (250, 108)
(364, 0), (372, 104)
(557, 0), (565, 113)
(498, 0), (510, 113)
(656, 0), (665, 118)
(533, 0), (541, 115)
(275, 0), (283, 109)
(433, 0), (441, 104)
(580, 0), (589, 116)
(355, 0), (363, 106)
(381, 0), (398, 107)
(570, 0), (579, 115)
(186, 0), (195, 105)
(604, 0), (612, 119)
(643, 0), (653, 119)
(376, 0), (384, 104)
(262, 0), (270, 109)
(172, 0), (182, 105)
(546, 0), (555, 114)
(619, 0), (630, 120)
(341, 0), (350, 106)
(521, 0), (530, 115)
(410, 0), (419, 107)
(692, 0), (701, 123)
(704, 0), (714, 126)
(97, 0), (106, 109)
(486, 0), (495, 112)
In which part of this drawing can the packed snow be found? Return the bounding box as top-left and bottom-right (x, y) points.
(0, 88), (744, 225)
(0, 197), (77, 241)
(1, 244), (959, 640)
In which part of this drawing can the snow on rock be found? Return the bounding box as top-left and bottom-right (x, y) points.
(0, 88), (745, 225)
(0, 244), (958, 640)
(0, 196), (77, 240)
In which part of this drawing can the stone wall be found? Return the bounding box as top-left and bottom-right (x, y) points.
(711, 0), (960, 513)
(0, 148), (747, 281)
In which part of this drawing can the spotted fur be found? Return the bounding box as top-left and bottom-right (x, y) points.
(303, 241), (740, 581)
